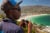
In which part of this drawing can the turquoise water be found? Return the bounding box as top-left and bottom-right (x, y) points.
(27, 14), (50, 26)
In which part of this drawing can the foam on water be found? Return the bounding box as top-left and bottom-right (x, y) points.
(27, 14), (50, 26)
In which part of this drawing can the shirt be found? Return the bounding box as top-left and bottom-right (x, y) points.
(0, 18), (24, 33)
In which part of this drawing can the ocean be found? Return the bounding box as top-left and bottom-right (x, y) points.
(27, 14), (50, 26)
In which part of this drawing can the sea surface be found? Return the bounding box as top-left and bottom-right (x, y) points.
(27, 14), (50, 26)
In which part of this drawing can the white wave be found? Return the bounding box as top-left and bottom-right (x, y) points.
(17, 14), (50, 21)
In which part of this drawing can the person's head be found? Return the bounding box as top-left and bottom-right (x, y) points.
(20, 19), (29, 28)
(1, 0), (22, 20)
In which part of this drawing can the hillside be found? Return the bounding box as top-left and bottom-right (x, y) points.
(21, 5), (50, 15)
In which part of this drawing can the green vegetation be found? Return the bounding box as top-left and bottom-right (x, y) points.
(17, 22), (35, 33)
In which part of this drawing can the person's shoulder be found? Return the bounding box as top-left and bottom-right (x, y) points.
(6, 22), (24, 33)
(1, 22), (24, 33)
(9, 23), (20, 29)
(3, 22), (20, 29)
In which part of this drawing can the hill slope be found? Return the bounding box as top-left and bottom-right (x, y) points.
(21, 5), (50, 15)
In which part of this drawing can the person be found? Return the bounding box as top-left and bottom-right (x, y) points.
(19, 19), (48, 33)
(0, 0), (24, 33)
(19, 19), (32, 33)
(19, 19), (29, 28)
(27, 20), (46, 33)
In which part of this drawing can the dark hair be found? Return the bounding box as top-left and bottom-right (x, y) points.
(25, 20), (29, 24)
(1, 1), (11, 11)
(21, 19), (29, 28)
(1, 1), (21, 14)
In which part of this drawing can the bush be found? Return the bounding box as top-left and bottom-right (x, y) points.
(17, 22), (35, 33)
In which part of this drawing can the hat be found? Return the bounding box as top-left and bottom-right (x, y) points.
(8, 0), (23, 6)
(1, 0), (23, 11)
(8, 0), (17, 6)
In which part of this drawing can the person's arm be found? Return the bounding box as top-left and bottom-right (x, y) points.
(28, 22), (32, 33)
(28, 21), (42, 33)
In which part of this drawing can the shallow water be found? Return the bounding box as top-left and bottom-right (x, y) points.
(27, 14), (50, 26)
